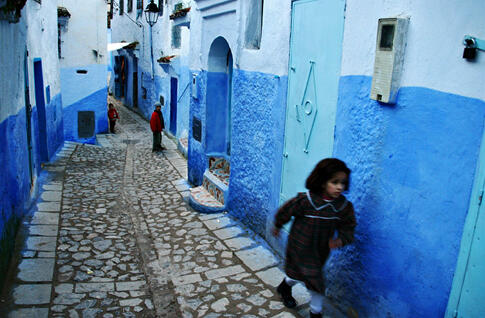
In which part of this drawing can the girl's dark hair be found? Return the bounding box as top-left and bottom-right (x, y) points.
(305, 158), (351, 194)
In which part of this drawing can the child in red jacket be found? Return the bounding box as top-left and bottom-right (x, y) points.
(107, 103), (119, 133)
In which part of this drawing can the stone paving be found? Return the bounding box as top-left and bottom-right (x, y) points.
(1, 97), (346, 318)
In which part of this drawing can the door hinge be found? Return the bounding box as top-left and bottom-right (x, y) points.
(479, 190), (484, 206)
(453, 310), (458, 318)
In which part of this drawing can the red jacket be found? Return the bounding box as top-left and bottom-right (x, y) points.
(150, 111), (164, 132)
(108, 108), (119, 121)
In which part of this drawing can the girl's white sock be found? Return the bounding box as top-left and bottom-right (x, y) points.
(284, 276), (298, 287)
(309, 289), (324, 314)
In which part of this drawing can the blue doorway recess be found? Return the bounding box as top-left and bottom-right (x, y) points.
(170, 77), (178, 135)
(33, 58), (49, 162)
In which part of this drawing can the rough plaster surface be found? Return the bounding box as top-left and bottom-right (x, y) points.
(329, 75), (485, 317)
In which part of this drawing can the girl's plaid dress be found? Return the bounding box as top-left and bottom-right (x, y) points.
(274, 191), (356, 293)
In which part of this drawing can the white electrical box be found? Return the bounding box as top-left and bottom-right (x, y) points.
(191, 73), (199, 99)
(370, 17), (409, 104)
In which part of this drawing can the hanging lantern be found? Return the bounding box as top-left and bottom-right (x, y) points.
(144, 0), (160, 27)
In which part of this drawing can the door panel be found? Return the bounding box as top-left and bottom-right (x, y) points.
(446, 127), (485, 318)
(280, 0), (345, 203)
(170, 77), (178, 135)
(33, 59), (49, 162)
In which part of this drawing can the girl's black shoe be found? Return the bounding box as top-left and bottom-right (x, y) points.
(310, 311), (322, 318)
(276, 279), (297, 308)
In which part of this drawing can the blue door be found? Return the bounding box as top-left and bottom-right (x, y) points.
(170, 77), (178, 135)
(446, 130), (485, 318)
(280, 0), (346, 203)
(33, 59), (49, 162)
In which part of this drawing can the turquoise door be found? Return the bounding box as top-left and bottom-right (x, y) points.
(446, 129), (485, 318)
(280, 0), (346, 203)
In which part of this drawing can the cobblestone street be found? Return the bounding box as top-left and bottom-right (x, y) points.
(1, 99), (345, 318)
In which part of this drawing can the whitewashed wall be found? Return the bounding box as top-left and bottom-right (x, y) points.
(0, 0), (61, 122)
(190, 0), (292, 76)
(341, 0), (485, 100)
(58, 0), (107, 67)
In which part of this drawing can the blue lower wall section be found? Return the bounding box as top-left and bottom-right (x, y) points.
(46, 94), (64, 158)
(188, 69), (288, 235)
(63, 87), (108, 144)
(330, 75), (485, 317)
(1, 92), (64, 283)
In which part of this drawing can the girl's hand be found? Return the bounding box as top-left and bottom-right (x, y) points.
(272, 227), (281, 237)
(329, 238), (343, 249)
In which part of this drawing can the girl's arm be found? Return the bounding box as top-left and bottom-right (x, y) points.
(274, 194), (304, 230)
(336, 201), (357, 246)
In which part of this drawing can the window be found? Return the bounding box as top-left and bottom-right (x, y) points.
(137, 0), (143, 19)
(119, 0), (124, 15)
(245, 0), (263, 49)
(128, 0), (133, 12)
(172, 25), (181, 49)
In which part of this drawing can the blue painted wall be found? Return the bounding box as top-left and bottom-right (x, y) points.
(326, 75), (485, 317)
(60, 64), (108, 143)
(62, 88), (108, 144)
(188, 70), (207, 186)
(188, 69), (288, 235)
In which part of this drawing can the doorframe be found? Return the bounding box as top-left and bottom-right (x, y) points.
(445, 122), (485, 317)
(24, 50), (34, 186)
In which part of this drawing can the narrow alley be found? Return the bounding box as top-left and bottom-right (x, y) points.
(0, 99), (345, 318)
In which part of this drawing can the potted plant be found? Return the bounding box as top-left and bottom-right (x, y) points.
(169, 2), (190, 20)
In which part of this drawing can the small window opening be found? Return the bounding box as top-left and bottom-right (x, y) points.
(172, 25), (181, 49)
(245, 0), (263, 49)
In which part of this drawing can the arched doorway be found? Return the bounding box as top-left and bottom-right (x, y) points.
(206, 37), (233, 155)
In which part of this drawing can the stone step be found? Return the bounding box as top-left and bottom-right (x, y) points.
(208, 157), (230, 186)
(188, 186), (225, 213)
(202, 170), (228, 205)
